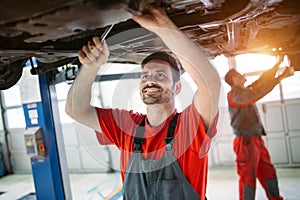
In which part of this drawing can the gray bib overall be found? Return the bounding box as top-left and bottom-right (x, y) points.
(123, 113), (201, 200)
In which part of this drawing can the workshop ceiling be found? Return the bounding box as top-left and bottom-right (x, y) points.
(0, 0), (300, 89)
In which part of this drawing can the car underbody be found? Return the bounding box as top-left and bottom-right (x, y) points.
(0, 0), (299, 89)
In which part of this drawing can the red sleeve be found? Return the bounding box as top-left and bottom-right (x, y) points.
(95, 131), (112, 145)
(176, 103), (218, 157)
(94, 108), (144, 149)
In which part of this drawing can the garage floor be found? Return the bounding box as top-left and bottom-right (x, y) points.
(0, 167), (299, 200)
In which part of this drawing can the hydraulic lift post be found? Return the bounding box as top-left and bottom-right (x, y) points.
(20, 62), (71, 200)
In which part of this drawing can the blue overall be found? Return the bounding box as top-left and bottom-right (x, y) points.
(122, 113), (201, 200)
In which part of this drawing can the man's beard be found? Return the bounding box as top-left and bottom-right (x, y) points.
(141, 86), (174, 105)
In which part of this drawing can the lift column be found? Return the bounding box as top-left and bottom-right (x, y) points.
(20, 64), (71, 200)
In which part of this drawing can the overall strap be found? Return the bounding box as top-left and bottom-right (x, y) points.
(133, 113), (179, 152)
(164, 113), (179, 145)
(133, 116), (146, 152)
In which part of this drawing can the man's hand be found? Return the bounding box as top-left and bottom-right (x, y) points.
(132, 5), (178, 31)
(78, 36), (109, 70)
(278, 66), (295, 80)
(260, 56), (285, 80)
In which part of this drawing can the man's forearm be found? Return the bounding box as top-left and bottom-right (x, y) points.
(261, 61), (281, 79)
(65, 38), (109, 132)
(69, 66), (98, 113)
(65, 65), (101, 131)
(156, 28), (220, 123)
(156, 29), (219, 86)
(248, 65), (294, 100)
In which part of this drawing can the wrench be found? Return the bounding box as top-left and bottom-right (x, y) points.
(100, 24), (114, 43)
(71, 24), (114, 65)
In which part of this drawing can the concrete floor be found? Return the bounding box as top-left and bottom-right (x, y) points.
(0, 167), (299, 200)
(206, 167), (300, 200)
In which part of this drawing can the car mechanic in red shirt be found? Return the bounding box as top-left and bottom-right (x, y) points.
(66, 5), (220, 200)
(225, 56), (294, 200)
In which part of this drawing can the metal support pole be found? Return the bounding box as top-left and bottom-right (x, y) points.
(20, 61), (71, 199)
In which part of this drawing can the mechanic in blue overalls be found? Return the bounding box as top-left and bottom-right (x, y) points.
(65, 5), (220, 200)
(225, 56), (294, 200)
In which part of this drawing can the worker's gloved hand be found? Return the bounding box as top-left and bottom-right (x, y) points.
(78, 36), (110, 70)
(280, 66), (295, 79)
(260, 56), (284, 80)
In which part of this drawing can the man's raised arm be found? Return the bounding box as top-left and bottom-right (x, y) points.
(133, 5), (221, 129)
(65, 37), (109, 132)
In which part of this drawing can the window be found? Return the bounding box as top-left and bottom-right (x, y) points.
(212, 55), (230, 107)
(55, 82), (73, 124)
(1, 85), (22, 107)
(5, 107), (26, 128)
(236, 53), (277, 74)
(281, 71), (300, 100)
(212, 54), (230, 78)
(1, 84), (25, 129)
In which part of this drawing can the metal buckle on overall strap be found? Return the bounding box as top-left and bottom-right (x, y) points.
(133, 137), (144, 152)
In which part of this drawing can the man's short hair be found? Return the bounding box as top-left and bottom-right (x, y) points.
(224, 68), (240, 86)
(141, 51), (182, 82)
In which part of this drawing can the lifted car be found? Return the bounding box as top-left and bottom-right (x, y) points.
(0, 0), (299, 89)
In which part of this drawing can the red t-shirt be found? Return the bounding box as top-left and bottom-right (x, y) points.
(95, 103), (215, 199)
